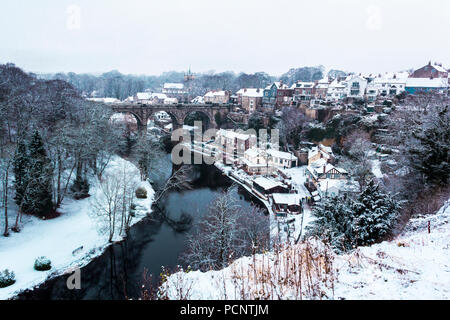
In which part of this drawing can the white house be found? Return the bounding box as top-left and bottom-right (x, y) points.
(162, 83), (185, 95)
(150, 93), (168, 104)
(344, 75), (368, 99)
(372, 72), (409, 97)
(134, 92), (152, 104)
(204, 90), (230, 104)
(243, 147), (297, 174)
(87, 97), (120, 104)
(326, 79), (347, 101)
(164, 97), (178, 104)
(267, 149), (298, 169)
(243, 148), (274, 175)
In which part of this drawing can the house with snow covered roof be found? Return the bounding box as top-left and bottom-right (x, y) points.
(163, 97), (178, 104)
(204, 90), (230, 104)
(326, 78), (347, 101)
(267, 148), (298, 169)
(371, 72), (409, 98)
(151, 93), (168, 104)
(410, 62), (448, 79)
(252, 177), (289, 196)
(292, 81), (316, 103)
(191, 96), (204, 104)
(215, 129), (257, 164)
(236, 88), (263, 112)
(405, 77), (448, 94)
(306, 159), (349, 191)
(133, 92), (152, 104)
(243, 148), (274, 175)
(314, 77), (330, 100)
(271, 193), (304, 215)
(344, 74), (367, 99)
(263, 81), (293, 109)
(162, 83), (185, 96)
(88, 97), (121, 104)
(317, 179), (360, 198)
(308, 144), (333, 165)
(243, 147), (298, 175)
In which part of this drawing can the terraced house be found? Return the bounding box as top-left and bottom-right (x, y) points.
(263, 81), (292, 109)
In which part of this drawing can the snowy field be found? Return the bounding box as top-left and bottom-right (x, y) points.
(161, 201), (450, 300)
(0, 157), (154, 300)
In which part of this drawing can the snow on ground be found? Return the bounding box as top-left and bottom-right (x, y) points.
(0, 156), (154, 300)
(371, 159), (383, 179)
(334, 201), (450, 299)
(161, 201), (450, 300)
(282, 166), (314, 240)
(214, 163), (315, 245)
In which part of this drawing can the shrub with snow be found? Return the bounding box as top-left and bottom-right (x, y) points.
(0, 269), (16, 288)
(34, 256), (52, 271)
(135, 187), (147, 199)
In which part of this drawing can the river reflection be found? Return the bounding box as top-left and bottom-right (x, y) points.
(17, 164), (267, 300)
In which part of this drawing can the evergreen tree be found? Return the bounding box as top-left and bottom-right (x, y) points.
(137, 146), (150, 181)
(409, 105), (450, 186)
(22, 131), (54, 217)
(352, 180), (400, 246)
(13, 138), (29, 210)
(306, 195), (355, 253)
(307, 180), (400, 252)
(70, 175), (90, 200)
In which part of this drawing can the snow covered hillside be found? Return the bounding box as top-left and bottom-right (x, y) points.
(0, 157), (154, 300)
(160, 201), (449, 300)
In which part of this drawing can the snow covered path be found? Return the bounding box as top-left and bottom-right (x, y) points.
(0, 157), (154, 300)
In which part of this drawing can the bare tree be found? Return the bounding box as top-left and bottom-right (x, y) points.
(152, 166), (192, 204)
(182, 187), (269, 271)
(339, 129), (373, 189)
(91, 162), (138, 242)
(0, 146), (14, 236)
(278, 106), (307, 148)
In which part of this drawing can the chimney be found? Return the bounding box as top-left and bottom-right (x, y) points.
(257, 88), (260, 93)
(244, 88), (247, 93)
(323, 165), (326, 174)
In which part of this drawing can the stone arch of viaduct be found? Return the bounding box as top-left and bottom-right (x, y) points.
(110, 103), (233, 132)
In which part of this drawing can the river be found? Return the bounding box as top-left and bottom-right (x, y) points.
(16, 161), (267, 300)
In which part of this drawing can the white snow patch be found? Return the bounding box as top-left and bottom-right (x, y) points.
(161, 201), (450, 300)
(0, 156), (154, 300)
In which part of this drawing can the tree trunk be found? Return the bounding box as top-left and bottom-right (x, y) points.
(56, 150), (62, 206)
(3, 169), (9, 237)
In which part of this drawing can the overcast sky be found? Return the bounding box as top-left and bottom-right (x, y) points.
(1, 0), (449, 76)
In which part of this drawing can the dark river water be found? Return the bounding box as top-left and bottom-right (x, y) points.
(16, 162), (267, 300)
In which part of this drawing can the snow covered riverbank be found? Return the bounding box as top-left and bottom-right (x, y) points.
(214, 162), (313, 244)
(0, 156), (155, 300)
(161, 201), (450, 300)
